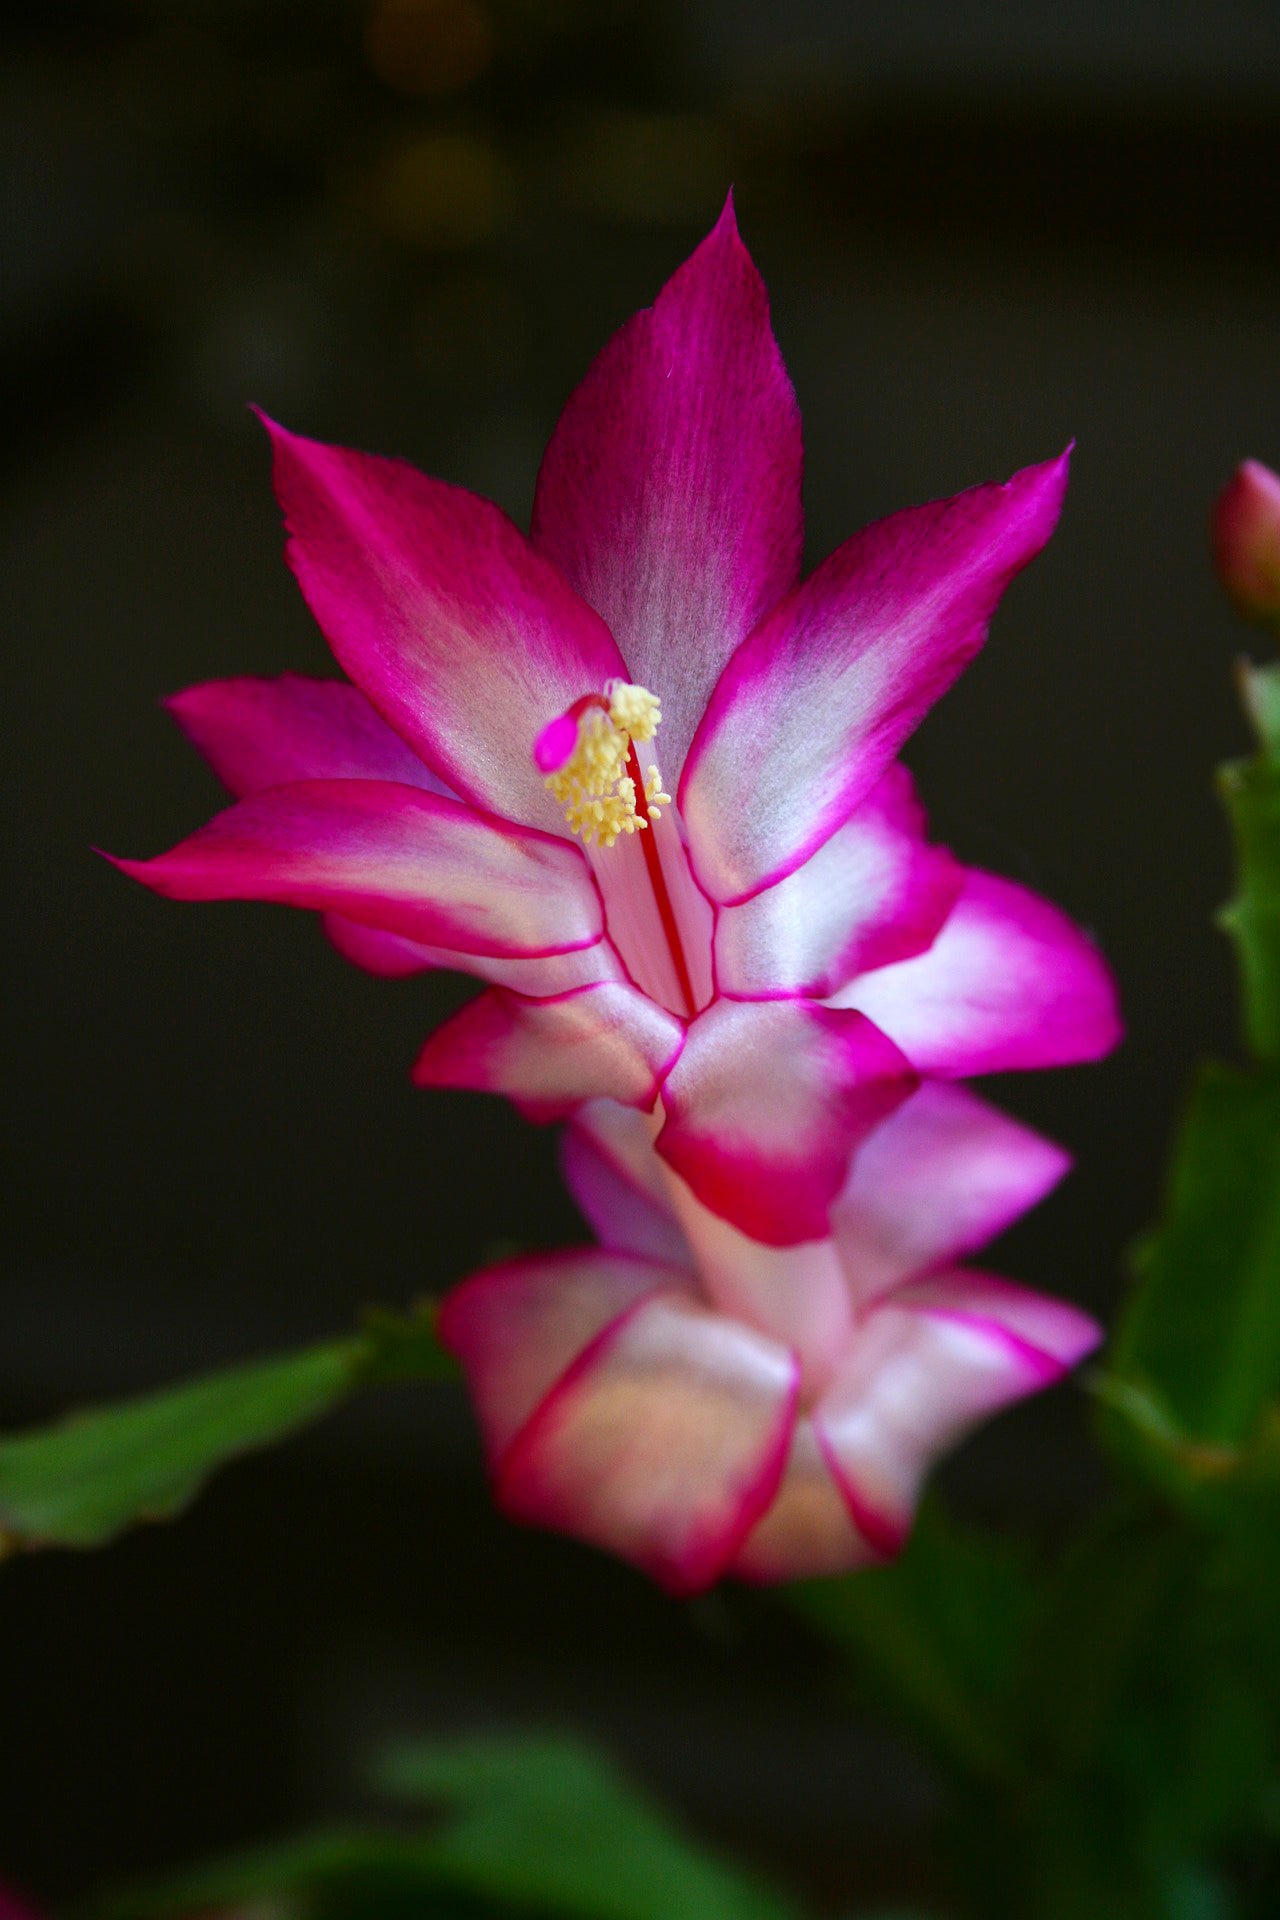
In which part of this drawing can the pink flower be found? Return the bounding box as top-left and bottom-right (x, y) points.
(114, 198), (1119, 1244)
(1212, 459), (1280, 627)
(440, 1090), (1100, 1592)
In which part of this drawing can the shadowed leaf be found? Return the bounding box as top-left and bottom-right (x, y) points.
(375, 1731), (802, 1920)
(0, 1303), (453, 1555)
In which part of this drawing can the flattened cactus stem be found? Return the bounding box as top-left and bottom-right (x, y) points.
(1218, 661), (1280, 1064)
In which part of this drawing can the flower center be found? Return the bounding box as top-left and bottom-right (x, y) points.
(534, 681), (670, 849)
(533, 682), (699, 1019)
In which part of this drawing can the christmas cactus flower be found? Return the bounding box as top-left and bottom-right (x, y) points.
(440, 1090), (1100, 1591)
(114, 198), (1119, 1243)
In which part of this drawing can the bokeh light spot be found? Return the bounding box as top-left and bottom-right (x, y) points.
(365, 0), (494, 98)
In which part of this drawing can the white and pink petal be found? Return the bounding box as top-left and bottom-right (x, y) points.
(729, 1418), (882, 1584)
(656, 999), (918, 1247)
(713, 764), (962, 999)
(496, 1289), (800, 1593)
(888, 1268), (1101, 1378)
(166, 674), (448, 797)
(560, 1119), (691, 1269)
(530, 196), (803, 784)
(412, 982), (685, 1114)
(680, 452), (1072, 904)
(261, 416), (626, 833)
(815, 1268), (1101, 1552)
(324, 914), (623, 996)
(832, 870), (1122, 1076)
(832, 1082), (1072, 1307)
(438, 1249), (679, 1462)
(111, 780), (603, 958)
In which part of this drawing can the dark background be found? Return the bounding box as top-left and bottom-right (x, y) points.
(4, 0), (1279, 1905)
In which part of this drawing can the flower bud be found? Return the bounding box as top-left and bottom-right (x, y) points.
(1211, 459), (1280, 627)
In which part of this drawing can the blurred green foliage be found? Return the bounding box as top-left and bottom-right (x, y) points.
(0, 1302), (451, 1552)
(101, 1731), (799, 1920)
(791, 656), (1280, 1917)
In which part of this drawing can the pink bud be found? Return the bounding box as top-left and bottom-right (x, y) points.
(1211, 459), (1280, 626)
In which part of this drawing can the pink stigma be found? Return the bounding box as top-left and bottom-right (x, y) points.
(533, 712), (580, 775)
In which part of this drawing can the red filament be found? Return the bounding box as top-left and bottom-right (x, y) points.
(624, 735), (697, 1020)
(563, 692), (696, 1020)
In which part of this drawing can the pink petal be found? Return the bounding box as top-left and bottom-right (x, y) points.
(656, 999), (918, 1247)
(729, 1417), (881, 1583)
(560, 1116), (691, 1269)
(816, 1268), (1101, 1551)
(438, 1249), (678, 1461)
(713, 764), (962, 998)
(322, 915), (440, 977)
(530, 196), (803, 784)
(890, 1267), (1102, 1375)
(571, 1098), (676, 1212)
(260, 415), (626, 831)
(412, 982), (685, 1113)
(110, 780), (603, 958)
(680, 451), (1071, 904)
(832, 870), (1122, 1076)
(323, 913), (624, 996)
(497, 1290), (800, 1593)
(166, 674), (449, 797)
(832, 1082), (1072, 1306)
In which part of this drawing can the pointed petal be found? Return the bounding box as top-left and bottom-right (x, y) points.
(680, 451), (1071, 903)
(111, 780), (602, 958)
(890, 1268), (1102, 1374)
(816, 1268), (1101, 1551)
(165, 674), (449, 797)
(261, 416), (626, 830)
(656, 999), (918, 1246)
(714, 764), (962, 998)
(323, 913), (623, 996)
(560, 1122), (691, 1268)
(832, 870), (1122, 1075)
(530, 196), (803, 783)
(498, 1290), (800, 1593)
(412, 982), (685, 1113)
(730, 1417), (881, 1583)
(833, 1082), (1072, 1306)
(438, 1249), (678, 1460)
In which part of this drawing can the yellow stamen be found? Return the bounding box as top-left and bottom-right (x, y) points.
(607, 679), (662, 742)
(543, 682), (669, 849)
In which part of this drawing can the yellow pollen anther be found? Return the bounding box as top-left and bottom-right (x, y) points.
(542, 682), (668, 849)
(644, 766), (672, 811)
(607, 679), (662, 742)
